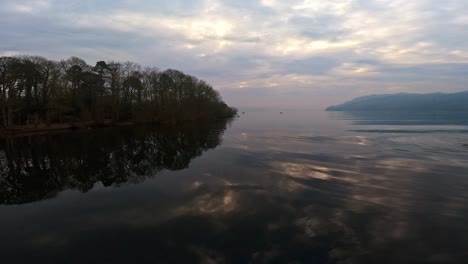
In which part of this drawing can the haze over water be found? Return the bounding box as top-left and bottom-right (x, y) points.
(1, 110), (468, 263)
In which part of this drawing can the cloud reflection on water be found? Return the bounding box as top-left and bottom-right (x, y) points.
(1, 111), (468, 263)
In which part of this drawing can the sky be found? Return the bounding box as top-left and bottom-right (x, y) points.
(1, 0), (467, 109)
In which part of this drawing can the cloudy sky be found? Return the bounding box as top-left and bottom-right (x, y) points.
(1, 0), (467, 109)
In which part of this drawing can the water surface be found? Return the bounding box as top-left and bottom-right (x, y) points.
(1, 110), (468, 263)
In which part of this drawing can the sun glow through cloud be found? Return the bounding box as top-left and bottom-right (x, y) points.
(1, 0), (467, 108)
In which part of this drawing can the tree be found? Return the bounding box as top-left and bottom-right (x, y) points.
(0, 55), (237, 128)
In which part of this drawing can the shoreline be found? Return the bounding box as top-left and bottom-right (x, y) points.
(0, 117), (234, 137)
(0, 121), (133, 137)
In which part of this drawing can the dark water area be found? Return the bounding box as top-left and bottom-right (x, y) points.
(1, 110), (468, 263)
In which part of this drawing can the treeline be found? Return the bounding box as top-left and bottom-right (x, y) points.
(0, 55), (237, 128)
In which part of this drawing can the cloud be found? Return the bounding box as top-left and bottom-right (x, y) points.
(1, 0), (51, 14)
(1, 0), (467, 108)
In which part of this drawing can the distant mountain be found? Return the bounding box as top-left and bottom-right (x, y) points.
(326, 91), (468, 111)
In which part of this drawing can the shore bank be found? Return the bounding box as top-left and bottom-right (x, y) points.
(0, 117), (234, 137)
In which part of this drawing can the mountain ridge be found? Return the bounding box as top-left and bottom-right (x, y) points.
(326, 91), (468, 111)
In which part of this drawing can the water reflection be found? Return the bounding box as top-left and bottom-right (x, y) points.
(1, 111), (468, 263)
(329, 110), (468, 126)
(0, 121), (229, 205)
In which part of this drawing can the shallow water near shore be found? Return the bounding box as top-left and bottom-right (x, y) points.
(1, 110), (468, 263)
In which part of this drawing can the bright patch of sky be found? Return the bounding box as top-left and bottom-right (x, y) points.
(1, 0), (467, 108)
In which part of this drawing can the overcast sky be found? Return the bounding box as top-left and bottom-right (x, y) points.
(1, 0), (467, 109)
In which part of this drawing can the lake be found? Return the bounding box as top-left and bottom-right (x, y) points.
(1, 110), (468, 263)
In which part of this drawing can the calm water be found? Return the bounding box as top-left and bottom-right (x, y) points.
(1, 110), (468, 263)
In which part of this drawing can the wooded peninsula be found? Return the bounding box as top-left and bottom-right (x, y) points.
(0, 55), (237, 133)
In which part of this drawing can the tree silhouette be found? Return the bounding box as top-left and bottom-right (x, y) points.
(0, 55), (237, 128)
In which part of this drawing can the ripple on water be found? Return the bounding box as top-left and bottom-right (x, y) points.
(386, 134), (467, 154)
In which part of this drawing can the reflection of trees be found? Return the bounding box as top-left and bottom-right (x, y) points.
(2, 135), (468, 263)
(0, 121), (228, 205)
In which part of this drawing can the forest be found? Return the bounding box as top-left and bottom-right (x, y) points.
(0, 55), (237, 129)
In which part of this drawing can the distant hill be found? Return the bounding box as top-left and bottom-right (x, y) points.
(326, 91), (468, 111)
